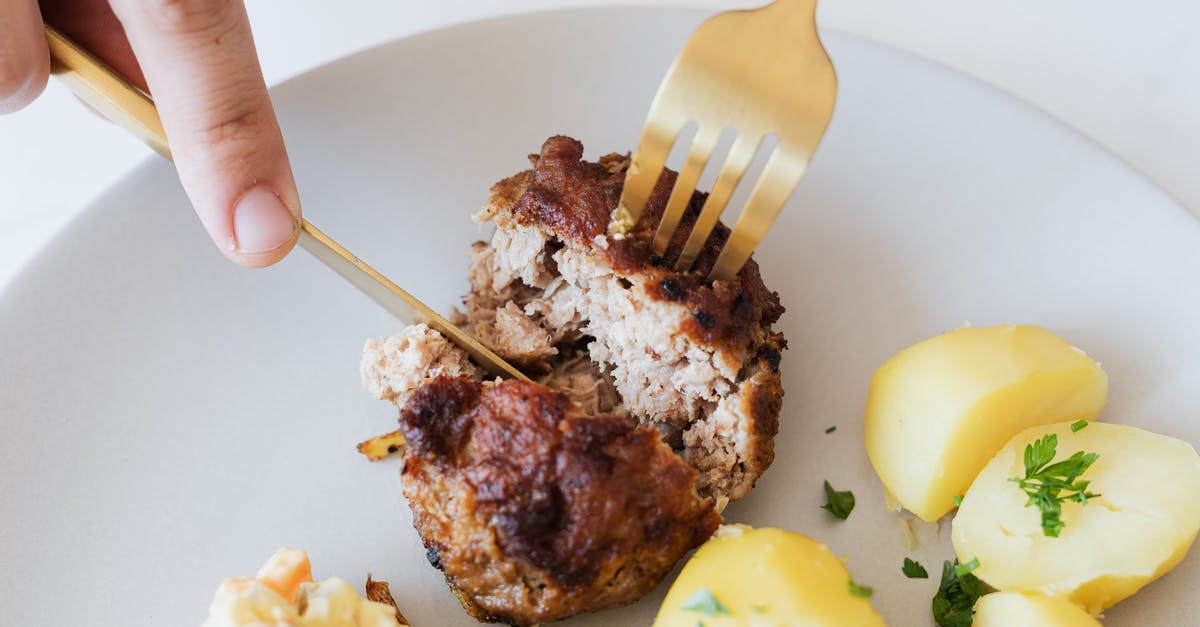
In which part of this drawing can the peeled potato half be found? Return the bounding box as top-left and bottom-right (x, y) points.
(653, 525), (885, 627)
(865, 324), (1108, 521)
(974, 592), (1101, 627)
(953, 421), (1200, 615)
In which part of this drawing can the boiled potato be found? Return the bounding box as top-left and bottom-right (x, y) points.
(953, 421), (1200, 615)
(974, 592), (1100, 627)
(653, 525), (885, 627)
(865, 324), (1108, 521)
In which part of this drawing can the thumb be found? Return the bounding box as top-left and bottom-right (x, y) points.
(109, 0), (300, 267)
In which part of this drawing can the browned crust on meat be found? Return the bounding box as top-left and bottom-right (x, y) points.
(357, 429), (406, 461)
(500, 135), (784, 352)
(364, 576), (409, 625)
(399, 377), (721, 625)
(366, 136), (789, 623)
(744, 332), (787, 482)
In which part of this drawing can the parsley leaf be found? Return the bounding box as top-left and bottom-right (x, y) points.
(954, 558), (980, 578)
(932, 558), (988, 627)
(952, 495), (963, 508)
(902, 557), (929, 579)
(1070, 419), (1089, 432)
(680, 588), (729, 617)
(1009, 433), (1101, 536)
(825, 425), (837, 434)
(848, 576), (874, 598)
(820, 480), (856, 519)
(1025, 433), (1057, 471)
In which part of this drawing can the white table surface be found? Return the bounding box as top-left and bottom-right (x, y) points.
(2, 0), (1197, 292)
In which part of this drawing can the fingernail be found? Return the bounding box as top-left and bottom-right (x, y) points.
(232, 187), (298, 254)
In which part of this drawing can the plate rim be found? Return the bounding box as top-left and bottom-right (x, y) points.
(3, 5), (1196, 305)
(2, 7), (1198, 625)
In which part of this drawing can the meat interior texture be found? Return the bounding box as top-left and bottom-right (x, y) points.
(455, 135), (786, 505)
(361, 136), (785, 625)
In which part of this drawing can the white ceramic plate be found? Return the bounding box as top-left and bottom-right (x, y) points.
(2, 8), (1197, 626)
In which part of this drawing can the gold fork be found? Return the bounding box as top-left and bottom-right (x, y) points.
(43, 25), (529, 382)
(609, 0), (837, 283)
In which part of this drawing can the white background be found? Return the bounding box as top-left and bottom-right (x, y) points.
(1, 0), (1197, 291)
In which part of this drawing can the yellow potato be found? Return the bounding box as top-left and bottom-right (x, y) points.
(865, 324), (1108, 521)
(953, 421), (1200, 615)
(974, 592), (1100, 627)
(653, 525), (885, 627)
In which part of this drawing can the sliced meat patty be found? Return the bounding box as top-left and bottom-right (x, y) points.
(400, 376), (719, 626)
(454, 135), (786, 503)
(360, 136), (787, 624)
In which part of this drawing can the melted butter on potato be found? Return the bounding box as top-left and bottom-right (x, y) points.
(865, 324), (1108, 521)
(953, 421), (1200, 615)
(653, 525), (885, 627)
(974, 591), (1101, 626)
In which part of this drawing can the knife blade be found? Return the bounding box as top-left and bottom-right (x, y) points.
(43, 24), (529, 382)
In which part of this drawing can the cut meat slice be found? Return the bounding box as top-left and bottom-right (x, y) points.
(398, 376), (720, 625)
(462, 136), (786, 502)
(359, 136), (787, 625)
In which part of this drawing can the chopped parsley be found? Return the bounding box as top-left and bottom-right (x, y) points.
(902, 557), (929, 579)
(825, 425), (837, 434)
(1008, 433), (1101, 537)
(952, 495), (963, 508)
(954, 558), (980, 577)
(820, 480), (856, 520)
(680, 587), (729, 617)
(1070, 419), (1089, 432)
(932, 558), (988, 627)
(848, 575), (874, 598)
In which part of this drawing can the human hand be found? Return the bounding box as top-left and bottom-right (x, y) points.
(1, 0), (300, 267)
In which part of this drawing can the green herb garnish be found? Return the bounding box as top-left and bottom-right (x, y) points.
(825, 425), (837, 434)
(820, 480), (856, 520)
(902, 557), (929, 579)
(848, 576), (874, 598)
(1008, 433), (1101, 537)
(1070, 419), (1089, 432)
(751, 605), (768, 614)
(680, 588), (729, 617)
(952, 495), (963, 508)
(932, 558), (988, 627)
(954, 558), (980, 578)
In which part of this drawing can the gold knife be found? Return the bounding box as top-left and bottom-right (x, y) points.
(43, 25), (528, 382)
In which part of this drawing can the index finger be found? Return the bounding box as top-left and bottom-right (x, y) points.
(108, 0), (300, 267)
(0, 0), (50, 113)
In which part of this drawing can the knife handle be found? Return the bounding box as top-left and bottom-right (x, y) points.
(43, 24), (530, 382)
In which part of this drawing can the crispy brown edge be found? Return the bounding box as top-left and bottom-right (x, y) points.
(497, 136), (784, 357)
(357, 429), (407, 461)
(365, 575), (409, 625)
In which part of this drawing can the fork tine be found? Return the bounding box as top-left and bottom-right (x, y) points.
(674, 133), (762, 272)
(610, 118), (682, 237)
(652, 125), (721, 256)
(708, 146), (808, 282)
